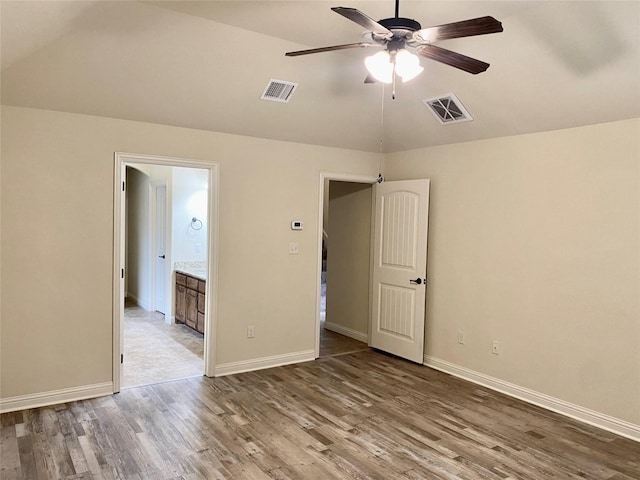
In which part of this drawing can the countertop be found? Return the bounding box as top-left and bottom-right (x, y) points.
(175, 267), (207, 281)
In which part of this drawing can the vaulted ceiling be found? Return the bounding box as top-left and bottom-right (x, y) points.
(2, 1), (639, 152)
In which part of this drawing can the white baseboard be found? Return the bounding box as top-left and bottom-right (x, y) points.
(323, 322), (368, 343)
(0, 382), (113, 414)
(215, 350), (316, 377)
(424, 355), (640, 443)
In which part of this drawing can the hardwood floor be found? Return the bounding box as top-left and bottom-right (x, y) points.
(1, 350), (638, 479)
(319, 324), (369, 358)
(318, 271), (369, 359)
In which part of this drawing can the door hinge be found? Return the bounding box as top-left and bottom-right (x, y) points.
(122, 181), (125, 192)
(120, 354), (124, 364)
(121, 268), (124, 279)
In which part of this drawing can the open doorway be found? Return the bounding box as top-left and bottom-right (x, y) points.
(316, 175), (431, 364)
(122, 164), (208, 387)
(113, 153), (218, 393)
(317, 175), (376, 358)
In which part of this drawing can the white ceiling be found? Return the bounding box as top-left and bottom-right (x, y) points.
(2, 1), (639, 152)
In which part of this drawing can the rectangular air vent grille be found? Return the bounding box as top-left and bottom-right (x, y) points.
(261, 79), (298, 103)
(423, 93), (473, 125)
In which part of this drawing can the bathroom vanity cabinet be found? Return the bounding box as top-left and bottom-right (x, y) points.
(175, 271), (205, 334)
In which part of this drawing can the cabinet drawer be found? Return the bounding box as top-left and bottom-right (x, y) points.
(186, 276), (199, 290)
(176, 272), (187, 286)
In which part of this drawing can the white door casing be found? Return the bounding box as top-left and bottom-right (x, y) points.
(113, 152), (219, 393)
(370, 179), (430, 364)
(315, 172), (378, 358)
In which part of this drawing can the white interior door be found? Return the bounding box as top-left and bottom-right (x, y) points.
(154, 186), (166, 314)
(370, 179), (430, 363)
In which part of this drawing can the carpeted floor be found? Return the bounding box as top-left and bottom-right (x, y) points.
(122, 300), (204, 388)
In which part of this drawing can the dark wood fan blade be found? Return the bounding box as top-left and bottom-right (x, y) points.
(285, 42), (375, 57)
(331, 7), (393, 37)
(364, 74), (377, 83)
(413, 16), (503, 43)
(415, 44), (490, 74)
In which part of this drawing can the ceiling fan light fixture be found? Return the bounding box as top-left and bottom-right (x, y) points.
(365, 50), (393, 83)
(394, 49), (424, 82)
(285, 4), (503, 81)
(365, 48), (424, 84)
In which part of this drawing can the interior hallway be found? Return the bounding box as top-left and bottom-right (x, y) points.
(320, 325), (369, 358)
(319, 271), (370, 358)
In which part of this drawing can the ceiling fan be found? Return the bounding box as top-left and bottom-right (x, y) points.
(285, 0), (503, 84)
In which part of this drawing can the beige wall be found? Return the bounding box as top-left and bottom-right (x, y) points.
(325, 182), (372, 337)
(0, 106), (380, 398)
(385, 119), (640, 424)
(125, 166), (150, 307)
(2, 105), (637, 429)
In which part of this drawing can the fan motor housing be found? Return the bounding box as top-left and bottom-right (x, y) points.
(378, 17), (422, 35)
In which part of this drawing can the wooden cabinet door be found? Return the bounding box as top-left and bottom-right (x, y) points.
(175, 284), (186, 324)
(186, 289), (198, 329)
(176, 272), (206, 334)
(197, 293), (205, 314)
(197, 312), (205, 334)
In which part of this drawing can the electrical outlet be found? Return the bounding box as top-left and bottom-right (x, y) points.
(247, 326), (255, 338)
(492, 340), (501, 355)
(457, 332), (465, 345)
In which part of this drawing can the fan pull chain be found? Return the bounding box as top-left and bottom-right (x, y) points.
(391, 53), (397, 100)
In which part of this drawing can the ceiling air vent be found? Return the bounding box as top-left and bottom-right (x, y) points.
(423, 93), (473, 125)
(260, 79), (298, 103)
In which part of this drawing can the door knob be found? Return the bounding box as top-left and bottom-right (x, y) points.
(158, 255), (165, 259)
(410, 278), (425, 285)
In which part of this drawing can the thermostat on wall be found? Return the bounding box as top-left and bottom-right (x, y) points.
(291, 220), (304, 230)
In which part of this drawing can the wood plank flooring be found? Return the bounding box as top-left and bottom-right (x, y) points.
(2, 350), (638, 479)
(319, 325), (369, 358)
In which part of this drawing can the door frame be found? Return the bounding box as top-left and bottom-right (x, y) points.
(113, 152), (219, 393)
(315, 172), (378, 358)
